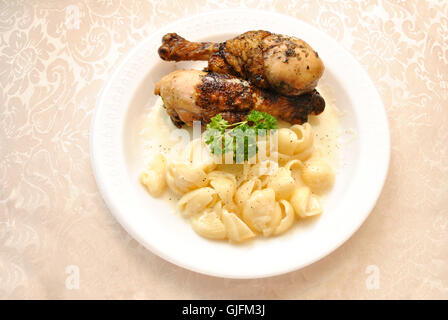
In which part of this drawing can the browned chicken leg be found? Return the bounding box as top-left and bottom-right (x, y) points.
(158, 31), (325, 96)
(154, 70), (325, 127)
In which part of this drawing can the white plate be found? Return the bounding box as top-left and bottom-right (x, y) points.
(90, 9), (390, 279)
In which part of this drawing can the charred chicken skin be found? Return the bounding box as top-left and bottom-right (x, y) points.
(154, 70), (325, 127)
(158, 31), (324, 96)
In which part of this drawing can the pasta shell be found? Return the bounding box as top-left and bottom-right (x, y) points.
(290, 186), (310, 218)
(301, 159), (335, 193)
(290, 123), (314, 154)
(235, 179), (261, 209)
(178, 187), (217, 217)
(208, 171), (242, 214)
(208, 171), (237, 207)
(243, 188), (281, 236)
(268, 167), (296, 200)
(221, 209), (255, 243)
(187, 138), (218, 173)
(307, 194), (323, 217)
(139, 154), (167, 197)
(248, 160), (279, 180)
(291, 147), (314, 161)
(284, 159), (306, 187)
(166, 162), (208, 195)
(290, 186), (323, 218)
(274, 200), (295, 235)
(271, 202), (283, 232)
(191, 210), (226, 240)
(284, 159), (303, 171)
(278, 128), (299, 156)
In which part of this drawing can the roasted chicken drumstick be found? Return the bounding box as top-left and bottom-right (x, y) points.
(158, 31), (324, 96)
(154, 70), (325, 127)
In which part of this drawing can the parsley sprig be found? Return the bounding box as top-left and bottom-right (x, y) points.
(204, 110), (278, 163)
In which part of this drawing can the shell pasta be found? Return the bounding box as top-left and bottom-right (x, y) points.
(139, 122), (336, 243)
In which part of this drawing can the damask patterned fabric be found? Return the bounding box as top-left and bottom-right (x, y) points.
(0, 1), (447, 299)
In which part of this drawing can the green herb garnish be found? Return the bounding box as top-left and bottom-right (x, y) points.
(204, 110), (278, 162)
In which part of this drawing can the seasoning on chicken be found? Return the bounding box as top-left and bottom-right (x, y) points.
(158, 31), (324, 96)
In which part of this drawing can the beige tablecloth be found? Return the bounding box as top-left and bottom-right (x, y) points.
(1, 1), (447, 299)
